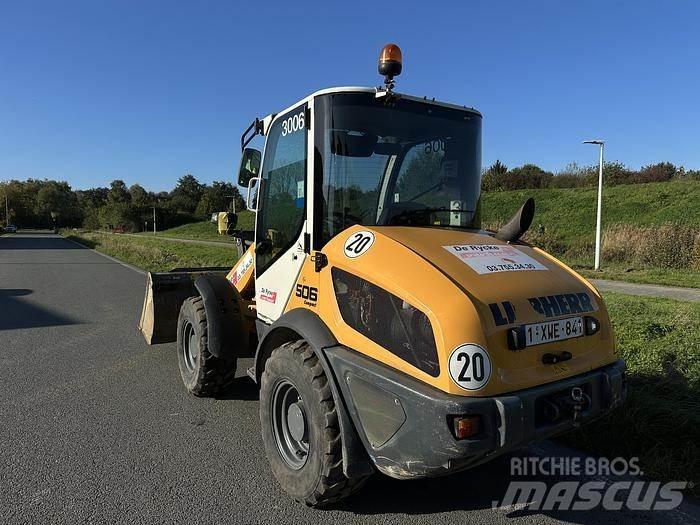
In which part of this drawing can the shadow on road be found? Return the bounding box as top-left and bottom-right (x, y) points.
(0, 236), (83, 250)
(333, 452), (690, 524)
(216, 376), (260, 401)
(0, 289), (79, 330)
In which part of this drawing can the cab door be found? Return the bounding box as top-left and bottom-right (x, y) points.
(254, 103), (309, 323)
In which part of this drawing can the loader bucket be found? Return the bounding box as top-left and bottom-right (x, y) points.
(138, 267), (232, 344)
(138, 272), (197, 344)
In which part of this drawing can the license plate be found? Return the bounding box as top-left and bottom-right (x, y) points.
(525, 316), (584, 347)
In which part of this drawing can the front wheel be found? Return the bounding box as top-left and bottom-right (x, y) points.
(259, 340), (369, 507)
(176, 296), (237, 397)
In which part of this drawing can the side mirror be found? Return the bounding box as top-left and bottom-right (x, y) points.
(495, 198), (535, 243)
(237, 148), (262, 186)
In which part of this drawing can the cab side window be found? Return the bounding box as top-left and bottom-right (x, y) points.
(256, 105), (307, 274)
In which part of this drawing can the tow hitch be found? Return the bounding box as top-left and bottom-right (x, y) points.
(540, 386), (592, 426)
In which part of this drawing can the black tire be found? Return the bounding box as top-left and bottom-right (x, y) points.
(260, 340), (369, 507)
(177, 296), (237, 397)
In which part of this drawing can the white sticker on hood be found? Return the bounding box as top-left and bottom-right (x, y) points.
(443, 244), (548, 274)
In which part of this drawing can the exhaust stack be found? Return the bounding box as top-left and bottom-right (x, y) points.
(495, 198), (535, 243)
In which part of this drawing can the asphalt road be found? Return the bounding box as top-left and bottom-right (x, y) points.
(1, 233), (698, 524)
(590, 278), (700, 302)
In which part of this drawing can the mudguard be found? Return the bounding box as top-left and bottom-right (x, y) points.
(254, 308), (375, 479)
(194, 273), (252, 358)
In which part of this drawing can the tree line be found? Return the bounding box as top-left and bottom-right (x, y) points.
(2, 160), (698, 229)
(482, 160), (700, 191)
(0, 174), (245, 231)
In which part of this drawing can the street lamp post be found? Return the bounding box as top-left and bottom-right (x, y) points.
(225, 195), (237, 214)
(583, 140), (605, 271)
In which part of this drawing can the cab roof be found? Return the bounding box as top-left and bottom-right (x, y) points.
(263, 86), (482, 129)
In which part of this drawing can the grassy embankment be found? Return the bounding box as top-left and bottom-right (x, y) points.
(483, 180), (700, 288)
(134, 210), (255, 243)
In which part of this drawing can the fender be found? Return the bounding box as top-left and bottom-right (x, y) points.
(194, 273), (250, 358)
(254, 308), (374, 479)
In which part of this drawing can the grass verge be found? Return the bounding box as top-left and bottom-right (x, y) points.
(561, 292), (699, 493)
(65, 231), (237, 272)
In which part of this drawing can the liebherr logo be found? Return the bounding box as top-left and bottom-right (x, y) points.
(491, 456), (687, 511)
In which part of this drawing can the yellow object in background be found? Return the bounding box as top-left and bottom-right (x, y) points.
(216, 212), (229, 235)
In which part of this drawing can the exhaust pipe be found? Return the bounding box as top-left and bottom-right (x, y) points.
(495, 198), (535, 243)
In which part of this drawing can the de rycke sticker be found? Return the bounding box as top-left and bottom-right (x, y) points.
(230, 251), (254, 285)
(448, 344), (492, 391)
(443, 244), (548, 274)
(343, 230), (375, 258)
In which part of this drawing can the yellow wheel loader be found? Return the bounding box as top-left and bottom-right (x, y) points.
(139, 44), (626, 507)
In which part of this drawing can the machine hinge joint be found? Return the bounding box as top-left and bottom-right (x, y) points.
(312, 252), (328, 272)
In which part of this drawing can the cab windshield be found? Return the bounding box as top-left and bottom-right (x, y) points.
(314, 92), (482, 247)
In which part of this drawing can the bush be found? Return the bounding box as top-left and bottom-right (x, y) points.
(82, 210), (101, 230)
(634, 162), (677, 184)
(481, 163), (553, 191)
(638, 224), (697, 269)
(523, 224), (568, 255)
(601, 224), (647, 263)
(600, 223), (699, 269)
(551, 162), (594, 188)
(692, 234), (700, 271)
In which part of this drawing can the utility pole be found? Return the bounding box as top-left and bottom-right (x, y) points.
(226, 195), (237, 213)
(583, 140), (605, 271)
(5, 194), (8, 227)
(153, 206), (156, 235)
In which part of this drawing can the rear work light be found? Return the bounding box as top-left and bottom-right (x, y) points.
(584, 316), (600, 336)
(451, 415), (482, 440)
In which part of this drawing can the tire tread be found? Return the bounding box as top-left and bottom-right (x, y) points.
(179, 296), (236, 397)
(262, 340), (369, 507)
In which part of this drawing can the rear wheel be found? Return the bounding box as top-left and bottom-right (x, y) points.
(260, 340), (369, 507)
(177, 296), (236, 397)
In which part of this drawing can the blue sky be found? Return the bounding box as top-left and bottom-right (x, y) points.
(1, 1), (699, 191)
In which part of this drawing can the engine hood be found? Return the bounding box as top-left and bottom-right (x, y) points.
(375, 227), (594, 307)
(369, 226), (618, 394)
(315, 224), (617, 396)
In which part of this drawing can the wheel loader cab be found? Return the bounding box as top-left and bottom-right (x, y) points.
(246, 88), (483, 324)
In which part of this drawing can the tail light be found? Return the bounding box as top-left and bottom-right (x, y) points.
(451, 415), (482, 440)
